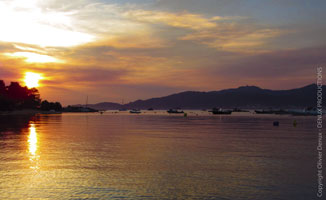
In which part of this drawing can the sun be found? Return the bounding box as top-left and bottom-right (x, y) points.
(24, 72), (43, 88)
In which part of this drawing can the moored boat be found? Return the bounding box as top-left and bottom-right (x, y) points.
(167, 109), (184, 114)
(210, 108), (232, 115)
(130, 109), (141, 114)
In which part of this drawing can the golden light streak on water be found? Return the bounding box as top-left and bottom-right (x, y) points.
(28, 123), (39, 169)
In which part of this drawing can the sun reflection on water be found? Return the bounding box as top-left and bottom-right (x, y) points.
(28, 123), (39, 169)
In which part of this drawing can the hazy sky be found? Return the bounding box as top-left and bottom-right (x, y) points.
(0, 0), (325, 104)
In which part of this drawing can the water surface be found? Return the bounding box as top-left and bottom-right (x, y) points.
(0, 112), (318, 199)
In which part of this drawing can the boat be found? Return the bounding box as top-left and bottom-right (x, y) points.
(63, 106), (98, 113)
(210, 108), (232, 115)
(63, 95), (99, 113)
(167, 109), (184, 114)
(147, 108), (154, 111)
(119, 99), (127, 111)
(130, 109), (141, 114)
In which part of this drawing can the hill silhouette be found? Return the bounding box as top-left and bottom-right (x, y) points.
(73, 84), (324, 110)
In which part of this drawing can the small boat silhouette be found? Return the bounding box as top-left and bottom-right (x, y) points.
(167, 109), (184, 114)
(130, 109), (141, 114)
(209, 108), (232, 115)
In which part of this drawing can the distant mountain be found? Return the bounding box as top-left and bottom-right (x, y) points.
(73, 84), (324, 110)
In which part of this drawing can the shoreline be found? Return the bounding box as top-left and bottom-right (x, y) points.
(0, 109), (40, 115)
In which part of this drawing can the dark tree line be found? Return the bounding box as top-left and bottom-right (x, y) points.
(0, 80), (41, 111)
(40, 100), (62, 111)
(0, 80), (62, 111)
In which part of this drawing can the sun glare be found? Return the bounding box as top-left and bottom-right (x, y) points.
(24, 72), (43, 88)
(0, 0), (94, 47)
(28, 123), (39, 170)
(28, 124), (38, 156)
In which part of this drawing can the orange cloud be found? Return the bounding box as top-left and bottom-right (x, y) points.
(0, 0), (320, 105)
(4, 52), (63, 63)
(121, 9), (282, 53)
(123, 10), (219, 30)
(181, 28), (283, 53)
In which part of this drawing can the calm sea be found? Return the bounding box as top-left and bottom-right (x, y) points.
(0, 111), (319, 199)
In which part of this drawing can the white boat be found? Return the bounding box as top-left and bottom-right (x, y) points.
(167, 109), (184, 114)
(130, 109), (141, 114)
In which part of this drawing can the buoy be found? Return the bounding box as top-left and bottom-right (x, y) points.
(184, 113), (188, 117)
(273, 121), (279, 126)
(293, 120), (297, 127)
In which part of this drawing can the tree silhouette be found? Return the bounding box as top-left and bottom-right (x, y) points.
(0, 80), (5, 94)
(40, 100), (62, 111)
(0, 80), (41, 111)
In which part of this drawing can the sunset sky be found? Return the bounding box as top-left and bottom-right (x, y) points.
(0, 0), (325, 105)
